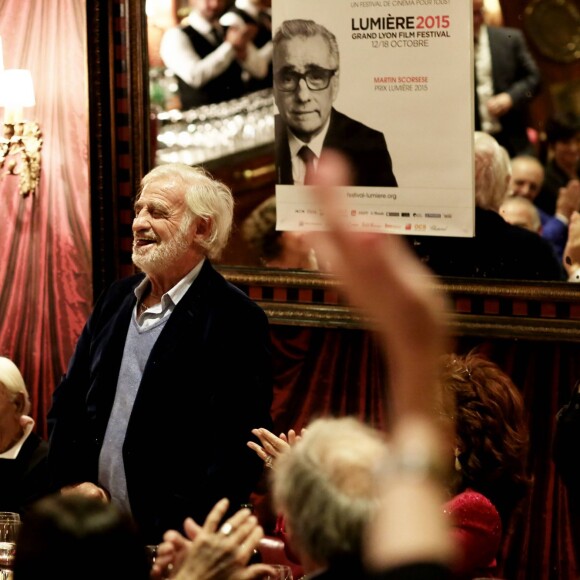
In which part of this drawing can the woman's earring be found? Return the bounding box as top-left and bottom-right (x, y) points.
(454, 448), (462, 472)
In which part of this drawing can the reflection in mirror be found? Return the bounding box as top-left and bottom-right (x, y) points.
(147, 0), (272, 112)
(154, 89), (274, 167)
(240, 196), (319, 270)
(147, 0), (279, 268)
(146, 0), (580, 282)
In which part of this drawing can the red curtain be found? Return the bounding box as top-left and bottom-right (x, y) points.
(269, 325), (387, 433)
(462, 337), (580, 580)
(261, 326), (580, 580)
(0, 3), (577, 578)
(0, 0), (91, 437)
(252, 324), (386, 531)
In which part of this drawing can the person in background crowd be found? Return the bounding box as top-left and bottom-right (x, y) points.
(411, 132), (565, 280)
(472, 0), (541, 157)
(241, 196), (319, 269)
(250, 351), (529, 580)
(160, 0), (270, 109)
(157, 418), (389, 580)
(0, 356), (50, 515)
(508, 155), (580, 260)
(273, 19), (397, 187)
(46, 163), (273, 544)
(535, 116), (580, 216)
(270, 417), (390, 579)
(440, 351), (529, 580)
(13, 493), (151, 580)
(500, 195), (542, 233)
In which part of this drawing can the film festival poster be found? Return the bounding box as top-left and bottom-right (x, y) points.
(272, 0), (475, 238)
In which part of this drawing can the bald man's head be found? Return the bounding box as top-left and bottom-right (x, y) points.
(510, 156), (545, 201)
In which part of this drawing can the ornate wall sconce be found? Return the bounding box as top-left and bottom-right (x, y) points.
(0, 69), (43, 197)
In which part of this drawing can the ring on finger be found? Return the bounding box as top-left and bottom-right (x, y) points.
(220, 522), (234, 536)
(265, 454), (273, 468)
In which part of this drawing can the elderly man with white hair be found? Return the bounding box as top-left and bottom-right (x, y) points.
(47, 163), (273, 545)
(0, 356), (50, 514)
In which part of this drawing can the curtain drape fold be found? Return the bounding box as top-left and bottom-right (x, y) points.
(0, 0), (91, 437)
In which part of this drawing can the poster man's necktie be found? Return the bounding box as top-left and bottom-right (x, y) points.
(298, 145), (317, 185)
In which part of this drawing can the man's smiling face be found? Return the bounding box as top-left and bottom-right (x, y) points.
(131, 178), (194, 275)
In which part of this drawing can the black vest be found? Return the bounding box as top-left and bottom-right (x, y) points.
(177, 25), (245, 109)
(224, 8), (273, 92)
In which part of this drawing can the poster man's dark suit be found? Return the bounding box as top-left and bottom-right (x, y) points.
(475, 26), (541, 157)
(275, 108), (398, 187)
(47, 260), (273, 543)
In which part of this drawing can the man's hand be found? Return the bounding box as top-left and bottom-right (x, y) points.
(247, 427), (306, 469)
(563, 211), (580, 279)
(152, 498), (275, 580)
(487, 92), (513, 117)
(60, 482), (109, 503)
(226, 26), (250, 61)
(556, 180), (580, 221)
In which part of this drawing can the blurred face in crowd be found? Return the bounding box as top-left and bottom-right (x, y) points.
(552, 133), (580, 174)
(192, 0), (226, 22)
(500, 199), (540, 233)
(274, 34), (339, 143)
(510, 157), (544, 201)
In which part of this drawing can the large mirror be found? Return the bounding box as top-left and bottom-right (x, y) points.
(82, 7), (580, 579)
(91, 0), (580, 342)
(142, 0), (580, 280)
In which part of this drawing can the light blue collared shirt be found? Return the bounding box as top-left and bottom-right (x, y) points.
(133, 258), (205, 330)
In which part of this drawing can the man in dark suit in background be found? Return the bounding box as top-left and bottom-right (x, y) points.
(473, 0), (541, 157)
(273, 19), (397, 187)
(47, 163), (273, 544)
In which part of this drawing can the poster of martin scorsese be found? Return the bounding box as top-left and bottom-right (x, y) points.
(272, 0), (475, 237)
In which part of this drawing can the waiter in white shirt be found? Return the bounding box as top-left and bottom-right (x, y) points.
(160, 0), (269, 109)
